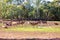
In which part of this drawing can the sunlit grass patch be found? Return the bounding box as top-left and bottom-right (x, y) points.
(1, 25), (60, 32)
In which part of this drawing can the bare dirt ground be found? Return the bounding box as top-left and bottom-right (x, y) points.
(0, 21), (60, 40)
(0, 31), (60, 39)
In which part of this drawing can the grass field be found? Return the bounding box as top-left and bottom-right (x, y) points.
(0, 24), (60, 32)
(0, 21), (60, 32)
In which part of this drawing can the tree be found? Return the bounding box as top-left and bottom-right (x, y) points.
(35, 0), (42, 18)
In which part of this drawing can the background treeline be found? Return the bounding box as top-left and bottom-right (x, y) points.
(0, 0), (60, 21)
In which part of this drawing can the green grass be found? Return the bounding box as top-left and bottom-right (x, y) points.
(0, 24), (60, 32)
(0, 23), (3, 27)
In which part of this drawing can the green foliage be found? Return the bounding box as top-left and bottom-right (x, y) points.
(0, 0), (60, 20)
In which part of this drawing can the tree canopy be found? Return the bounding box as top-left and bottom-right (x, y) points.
(0, 0), (60, 21)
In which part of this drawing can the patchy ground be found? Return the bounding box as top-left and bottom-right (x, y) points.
(0, 31), (60, 39)
(0, 21), (60, 40)
(0, 27), (60, 40)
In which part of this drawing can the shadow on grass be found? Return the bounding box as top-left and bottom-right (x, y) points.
(0, 38), (60, 40)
